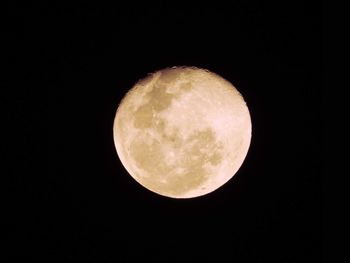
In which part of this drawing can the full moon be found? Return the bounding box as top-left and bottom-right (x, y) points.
(113, 66), (251, 198)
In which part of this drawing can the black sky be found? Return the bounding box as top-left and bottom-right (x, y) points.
(6, 1), (322, 262)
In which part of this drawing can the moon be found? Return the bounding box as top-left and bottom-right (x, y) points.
(113, 66), (251, 198)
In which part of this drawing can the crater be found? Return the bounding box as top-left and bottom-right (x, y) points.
(159, 68), (182, 83)
(133, 83), (173, 129)
(130, 137), (169, 176)
(129, 125), (224, 197)
(132, 103), (153, 129)
(180, 82), (193, 92)
(133, 73), (194, 130)
(164, 128), (224, 197)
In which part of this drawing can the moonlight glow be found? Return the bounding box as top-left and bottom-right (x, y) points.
(113, 66), (251, 198)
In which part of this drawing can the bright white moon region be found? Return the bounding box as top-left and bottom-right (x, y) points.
(113, 66), (252, 198)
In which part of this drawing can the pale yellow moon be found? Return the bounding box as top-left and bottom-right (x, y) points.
(113, 66), (252, 198)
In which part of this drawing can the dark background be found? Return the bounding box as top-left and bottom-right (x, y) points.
(6, 1), (322, 262)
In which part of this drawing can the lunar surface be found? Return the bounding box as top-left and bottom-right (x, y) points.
(113, 66), (251, 198)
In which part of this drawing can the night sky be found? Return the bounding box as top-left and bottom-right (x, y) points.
(6, 1), (322, 262)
